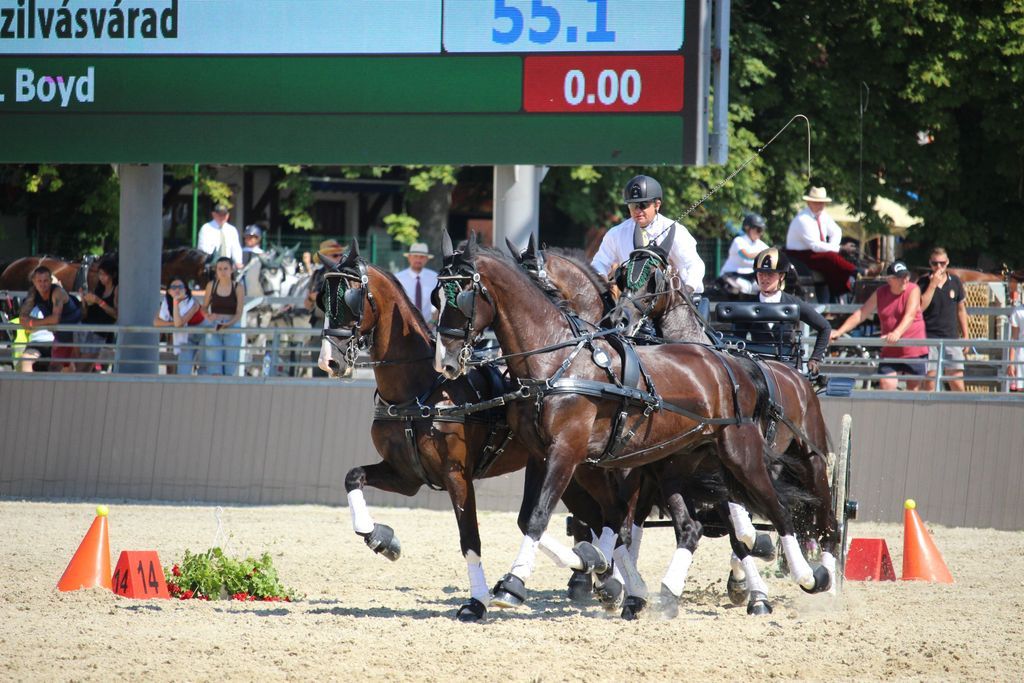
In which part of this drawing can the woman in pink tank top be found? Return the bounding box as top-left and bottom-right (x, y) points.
(831, 260), (928, 390)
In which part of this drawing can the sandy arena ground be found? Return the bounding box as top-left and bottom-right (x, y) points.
(1, 500), (1021, 682)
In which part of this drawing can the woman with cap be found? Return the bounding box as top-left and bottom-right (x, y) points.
(732, 248), (832, 375)
(830, 260), (928, 390)
(785, 186), (859, 300)
(718, 212), (771, 295)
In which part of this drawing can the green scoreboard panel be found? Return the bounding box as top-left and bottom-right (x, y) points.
(0, 0), (708, 165)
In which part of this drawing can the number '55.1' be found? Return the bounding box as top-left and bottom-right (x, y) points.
(492, 0), (615, 45)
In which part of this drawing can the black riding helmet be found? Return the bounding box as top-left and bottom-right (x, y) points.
(623, 175), (663, 204)
(742, 213), (767, 232)
(754, 248), (788, 273)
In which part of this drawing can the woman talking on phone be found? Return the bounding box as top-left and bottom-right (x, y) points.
(201, 257), (245, 376)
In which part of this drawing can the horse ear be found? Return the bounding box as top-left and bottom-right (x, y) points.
(660, 223), (676, 257)
(632, 222), (644, 249)
(442, 231), (454, 259)
(349, 238), (360, 258)
(505, 237), (521, 260)
(526, 233), (537, 257)
(465, 232), (477, 257)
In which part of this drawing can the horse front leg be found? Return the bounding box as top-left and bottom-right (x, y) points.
(717, 424), (831, 594)
(492, 435), (606, 610)
(444, 471), (490, 622)
(345, 461), (423, 562)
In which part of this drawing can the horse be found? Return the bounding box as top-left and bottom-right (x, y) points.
(434, 234), (833, 619)
(513, 237), (810, 616)
(611, 233), (839, 611)
(315, 242), (621, 621)
(0, 248), (214, 293)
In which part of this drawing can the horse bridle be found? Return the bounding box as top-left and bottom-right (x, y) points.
(435, 264), (492, 376)
(616, 249), (676, 337)
(320, 258), (377, 374)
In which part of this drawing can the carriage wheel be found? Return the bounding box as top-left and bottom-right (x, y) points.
(830, 413), (856, 592)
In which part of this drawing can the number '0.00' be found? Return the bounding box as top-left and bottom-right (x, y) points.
(564, 69), (641, 106)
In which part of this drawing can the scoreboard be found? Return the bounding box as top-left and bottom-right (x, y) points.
(0, 0), (711, 165)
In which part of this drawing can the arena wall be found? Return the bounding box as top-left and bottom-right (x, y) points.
(1, 375), (1021, 530)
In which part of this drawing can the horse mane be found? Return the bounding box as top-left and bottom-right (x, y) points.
(544, 247), (609, 295)
(370, 265), (433, 335)
(477, 246), (569, 310)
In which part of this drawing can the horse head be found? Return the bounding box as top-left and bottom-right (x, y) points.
(316, 241), (375, 378)
(611, 226), (677, 336)
(434, 232), (497, 379)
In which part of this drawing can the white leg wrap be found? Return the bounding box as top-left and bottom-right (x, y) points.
(629, 524), (644, 565)
(741, 555), (768, 596)
(597, 527), (617, 568)
(538, 533), (584, 570)
(465, 551), (489, 604)
(660, 548), (694, 598)
(510, 536), (540, 581)
(346, 489), (375, 535)
(821, 551), (837, 594)
(610, 559), (625, 587)
(728, 502), (757, 549)
(613, 545), (648, 600)
(781, 535), (815, 589)
(730, 552), (746, 581)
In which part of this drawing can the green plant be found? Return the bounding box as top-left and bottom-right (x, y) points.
(164, 548), (301, 602)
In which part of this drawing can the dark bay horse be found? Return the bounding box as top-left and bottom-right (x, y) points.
(315, 243), (613, 620)
(513, 238), (799, 616)
(613, 236), (839, 609)
(435, 235), (832, 618)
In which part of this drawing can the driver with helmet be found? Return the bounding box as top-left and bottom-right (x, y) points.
(736, 248), (832, 375)
(591, 175), (706, 304)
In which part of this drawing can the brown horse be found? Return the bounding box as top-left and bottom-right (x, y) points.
(0, 249), (213, 293)
(612, 236), (839, 610)
(315, 243), (620, 621)
(435, 235), (833, 618)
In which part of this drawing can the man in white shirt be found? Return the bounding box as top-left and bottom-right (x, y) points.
(197, 204), (243, 269)
(784, 186), (857, 298)
(718, 212), (770, 294)
(591, 175), (706, 297)
(395, 242), (438, 324)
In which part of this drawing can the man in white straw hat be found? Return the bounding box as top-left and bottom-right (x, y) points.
(785, 185), (858, 299)
(396, 242), (438, 324)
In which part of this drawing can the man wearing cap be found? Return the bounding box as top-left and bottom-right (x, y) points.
(591, 174), (705, 296)
(242, 225), (265, 262)
(198, 204), (243, 269)
(918, 247), (969, 391)
(395, 242), (438, 324)
(831, 260), (928, 390)
(785, 186), (858, 299)
(239, 225), (266, 297)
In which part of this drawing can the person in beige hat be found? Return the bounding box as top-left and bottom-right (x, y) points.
(395, 242), (438, 323)
(785, 185), (858, 299)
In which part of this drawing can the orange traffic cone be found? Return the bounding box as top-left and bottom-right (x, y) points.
(901, 499), (953, 583)
(57, 505), (112, 592)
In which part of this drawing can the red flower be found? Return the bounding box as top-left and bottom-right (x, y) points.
(171, 565), (181, 577)
(182, 589), (195, 600)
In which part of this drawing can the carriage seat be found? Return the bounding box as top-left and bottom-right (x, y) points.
(714, 302), (802, 364)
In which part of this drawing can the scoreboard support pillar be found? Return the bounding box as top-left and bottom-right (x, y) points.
(115, 164), (164, 375)
(493, 165), (545, 252)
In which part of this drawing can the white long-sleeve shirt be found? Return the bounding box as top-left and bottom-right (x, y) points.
(720, 233), (770, 275)
(197, 220), (243, 266)
(785, 207), (842, 253)
(591, 213), (705, 293)
(395, 266), (439, 322)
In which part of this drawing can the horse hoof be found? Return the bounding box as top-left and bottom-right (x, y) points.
(595, 577), (622, 612)
(566, 570), (593, 604)
(620, 596), (647, 621)
(751, 533), (776, 561)
(658, 585), (680, 619)
(726, 573), (749, 607)
(572, 542), (609, 575)
(746, 591), (773, 616)
(490, 574), (527, 609)
(362, 523), (401, 561)
(455, 598), (487, 622)
(800, 564), (832, 595)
